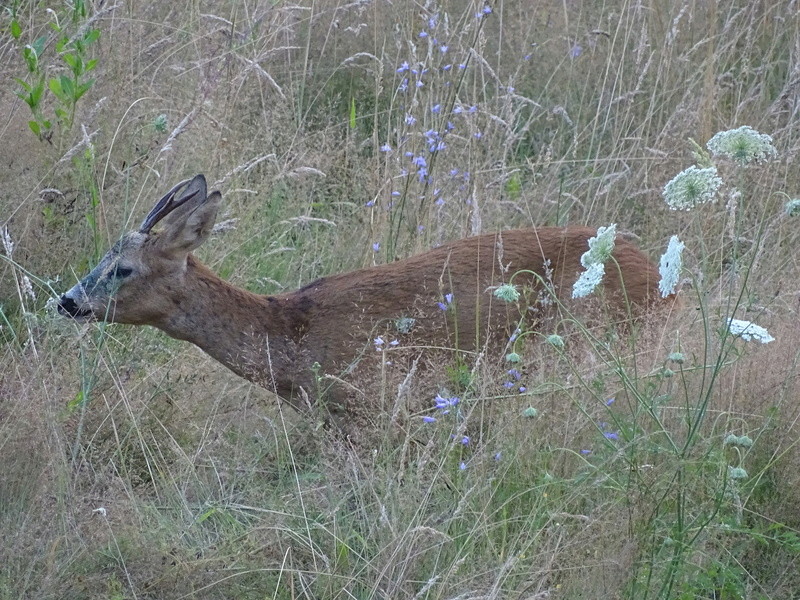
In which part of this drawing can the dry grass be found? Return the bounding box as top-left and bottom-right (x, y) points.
(2, 0), (800, 598)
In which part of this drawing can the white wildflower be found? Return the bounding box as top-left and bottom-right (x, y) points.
(727, 318), (774, 344)
(546, 334), (565, 348)
(572, 224), (616, 299)
(663, 166), (723, 210)
(727, 466), (748, 480)
(707, 126), (777, 165)
(784, 199), (800, 217)
(658, 235), (685, 298)
(573, 262), (606, 299)
(723, 434), (754, 448)
(493, 283), (520, 303)
(1, 225), (13, 256)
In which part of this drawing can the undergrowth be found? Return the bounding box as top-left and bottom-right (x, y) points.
(1, 1), (800, 598)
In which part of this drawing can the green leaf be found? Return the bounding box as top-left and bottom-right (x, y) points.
(60, 75), (75, 99)
(83, 28), (100, 45)
(75, 79), (95, 101)
(22, 46), (38, 72)
(85, 58), (98, 72)
(62, 52), (78, 70)
(10, 19), (21, 40)
(48, 77), (64, 99)
(32, 35), (46, 57)
(28, 121), (41, 136)
(68, 390), (85, 410)
(30, 80), (45, 105)
(349, 97), (356, 129)
(14, 77), (32, 93)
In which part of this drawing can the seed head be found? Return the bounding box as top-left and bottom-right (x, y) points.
(663, 166), (723, 211)
(707, 126), (777, 165)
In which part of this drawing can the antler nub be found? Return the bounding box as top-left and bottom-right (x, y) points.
(139, 177), (194, 233)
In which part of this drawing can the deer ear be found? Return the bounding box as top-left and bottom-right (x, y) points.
(157, 189), (221, 256)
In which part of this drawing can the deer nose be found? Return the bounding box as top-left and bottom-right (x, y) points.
(58, 295), (79, 316)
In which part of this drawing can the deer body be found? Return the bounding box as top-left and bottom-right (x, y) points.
(59, 175), (669, 419)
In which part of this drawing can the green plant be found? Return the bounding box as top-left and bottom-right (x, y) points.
(11, 0), (99, 141)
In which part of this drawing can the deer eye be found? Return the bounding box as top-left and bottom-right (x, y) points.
(114, 266), (134, 279)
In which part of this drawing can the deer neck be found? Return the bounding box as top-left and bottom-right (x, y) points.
(153, 255), (301, 389)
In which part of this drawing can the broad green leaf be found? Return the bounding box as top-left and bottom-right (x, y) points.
(60, 75), (75, 99)
(48, 77), (63, 98)
(32, 35), (46, 57)
(28, 121), (41, 136)
(84, 28), (100, 44)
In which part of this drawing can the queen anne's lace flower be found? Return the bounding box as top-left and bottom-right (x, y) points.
(658, 235), (685, 298)
(663, 166), (723, 210)
(493, 284), (520, 303)
(707, 126), (777, 165)
(572, 225), (616, 299)
(785, 199), (800, 217)
(727, 318), (774, 344)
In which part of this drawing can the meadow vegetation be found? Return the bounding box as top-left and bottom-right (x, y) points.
(1, 1), (800, 598)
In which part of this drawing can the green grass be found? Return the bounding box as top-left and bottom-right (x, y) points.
(2, 0), (800, 598)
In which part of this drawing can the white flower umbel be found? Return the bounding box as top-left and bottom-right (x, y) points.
(727, 318), (774, 344)
(572, 224), (616, 299)
(707, 126), (777, 165)
(658, 235), (685, 298)
(493, 283), (520, 303)
(785, 198), (800, 217)
(663, 166), (723, 211)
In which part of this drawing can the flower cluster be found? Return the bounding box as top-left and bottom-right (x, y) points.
(493, 283), (520, 303)
(421, 393), (460, 423)
(723, 433), (754, 448)
(662, 166), (723, 210)
(727, 319), (774, 344)
(572, 224), (616, 299)
(368, 5), (496, 254)
(785, 199), (800, 217)
(658, 235), (685, 298)
(503, 368), (527, 394)
(706, 126), (777, 165)
(437, 292), (454, 311)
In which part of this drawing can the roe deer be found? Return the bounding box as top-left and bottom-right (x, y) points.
(59, 175), (672, 427)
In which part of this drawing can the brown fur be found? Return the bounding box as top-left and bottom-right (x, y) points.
(58, 176), (675, 428)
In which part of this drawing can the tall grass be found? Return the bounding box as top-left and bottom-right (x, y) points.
(2, 1), (800, 598)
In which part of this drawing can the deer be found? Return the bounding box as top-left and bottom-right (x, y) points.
(58, 174), (673, 432)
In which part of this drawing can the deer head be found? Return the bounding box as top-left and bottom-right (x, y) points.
(58, 174), (221, 325)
